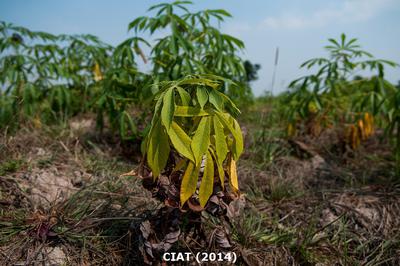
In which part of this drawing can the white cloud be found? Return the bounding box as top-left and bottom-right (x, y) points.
(224, 22), (252, 37)
(260, 0), (396, 30)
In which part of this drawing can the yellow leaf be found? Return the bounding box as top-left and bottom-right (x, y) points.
(287, 123), (296, 137)
(93, 63), (103, 81)
(169, 121), (195, 162)
(213, 116), (228, 165)
(308, 101), (317, 114)
(229, 156), (239, 192)
(364, 112), (374, 137)
(209, 147), (225, 189)
(174, 106), (209, 117)
(231, 116), (244, 160)
(180, 161), (200, 205)
(214, 112), (243, 160)
(33, 117), (42, 129)
(199, 151), (214, 207)
(349, 124), (360, 150)
(191, 116), (211, 166)
(358, 119), (366, 140)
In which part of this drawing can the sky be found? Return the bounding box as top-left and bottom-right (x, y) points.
(1, 0), (400, 96)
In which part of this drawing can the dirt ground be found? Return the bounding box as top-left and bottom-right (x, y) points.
(1, 115), (399, 265)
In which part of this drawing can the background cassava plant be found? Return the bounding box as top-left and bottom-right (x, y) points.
(142, 74), (243, 207)
(0, 21), (112, 129)
(285, 34), (398, 147)
(0, 0), (259, 140)
(128, 0), (254, 105)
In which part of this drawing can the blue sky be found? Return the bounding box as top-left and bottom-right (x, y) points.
(1, 0), (399, 95)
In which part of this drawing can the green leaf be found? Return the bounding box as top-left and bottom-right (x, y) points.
(199, 151), (214, 207)
(196, 87), (208, 108)
(218, 92), (241, 116)
(208, 89), (224, 111)
(161, 88), (175, 130)
(180, 161), (200, 205)
(147, 120), (170, 178)
(120, 111), (137, 140)
(179, 78), (219, 89)
(176, 86), (190, 105)
(191, 116), (211, 166)
(169, 121), (195, 162)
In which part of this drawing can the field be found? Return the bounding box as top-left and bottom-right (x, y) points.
(1, 1), (400, 265)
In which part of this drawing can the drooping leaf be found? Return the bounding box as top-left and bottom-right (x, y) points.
(228, 156), (239, 192)
(147, 120), (170, 178)
(180, 161), (200, 205)
(191, 116), (211, 166)
(161, 88), (175, 130)
(208, 147), (225, 189)
(231, 117), (244, 160)
(213, 116), (228, 164)
(199, 151), (214, 207)
(214, 112), (243, 160)
(169, 121), (195, 162)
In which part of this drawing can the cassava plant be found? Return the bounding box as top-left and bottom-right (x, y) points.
(0, 21), (112, 129)
(135, 75), (244, 261)
(128, 0), (253, 105)
(142, 74), (243, 207)
(286, 34), (397, 147)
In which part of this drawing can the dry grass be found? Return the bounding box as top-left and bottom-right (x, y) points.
(0, 120), (157, 265)
(1, 112), (400, 265)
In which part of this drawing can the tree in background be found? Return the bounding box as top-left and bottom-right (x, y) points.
(243, 60), (261, 83)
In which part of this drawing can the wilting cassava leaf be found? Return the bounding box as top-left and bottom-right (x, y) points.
(215, 112), (243, 160)
(213, 116), (228, 164)
(147, 120), (170, 178)
(174, 106), (209, 117)
(228, 156), (239, 192)
(93, 62), (103, 81)
(191, 116), (211, 166)
(180, 161), (199, 205)
(199, 151), (214, 207)
(209, 148), (225, 188)
(231, 117), (244, 160)
(196, 87), (208, 108)
(169, 121), (195, 162)
(172, 158), (187, 172)
(161, 88), (175, 129)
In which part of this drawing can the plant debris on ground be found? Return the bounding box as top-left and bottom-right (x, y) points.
(1, 109), (399, 265)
